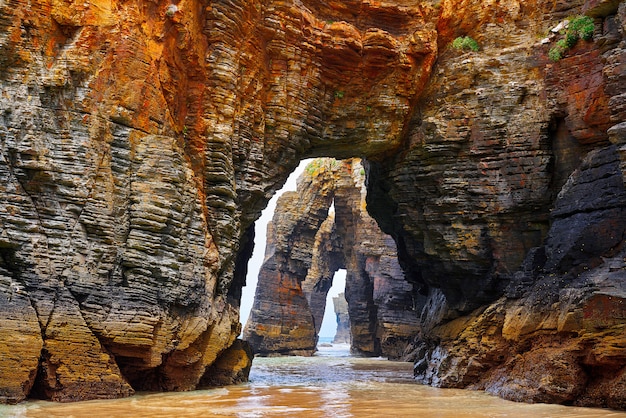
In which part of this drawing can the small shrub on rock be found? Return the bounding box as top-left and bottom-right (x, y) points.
(452, 36), (479, 52)
(568, 15), (594, 41)
(548, 15), (594, 61)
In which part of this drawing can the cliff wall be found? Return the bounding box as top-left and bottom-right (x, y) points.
(365, 0), (626, 408)
(0, 0), (433, 402)
(0, 0), (624, 409)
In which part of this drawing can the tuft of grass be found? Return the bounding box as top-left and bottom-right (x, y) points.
(568, 15), (594, 41)
(549, 15), (594, 61)
(548, 44), (564, 61)
(452, 36), (479, 52)
(306, 158), (325, 175)
(306, 158), (339, 175)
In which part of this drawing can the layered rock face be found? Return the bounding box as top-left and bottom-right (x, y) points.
(243, 160), (336, 356)
(244, 159), (420, 358)
(0, 0), (433, 403)
(0, 0), (624, 410)
(365, 0), (626, 409)
(333, 161), (420, 358)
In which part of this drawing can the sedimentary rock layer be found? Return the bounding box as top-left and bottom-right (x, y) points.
(332, 293), (350, 344)
(365, 0), (626, 408)
(243, 160), (336, 356)
(0, 0), (434, 402)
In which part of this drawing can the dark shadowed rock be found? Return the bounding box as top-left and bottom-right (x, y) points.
(0, 0), (625, 409)
(199, 340), (253, 387)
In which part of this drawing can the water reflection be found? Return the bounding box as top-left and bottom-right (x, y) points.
(2, 344), (625, 417)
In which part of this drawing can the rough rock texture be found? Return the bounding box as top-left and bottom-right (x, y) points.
(0, 0), (625, 409)
(332, 292), (350, 344)
(0, 0), (435, 403)
(365, 0), (626, 409)
(0, 272), (43, 403)
(198, 339), (253, 387)
(244, 159), (420, 359)
(243, 160), (336, 356)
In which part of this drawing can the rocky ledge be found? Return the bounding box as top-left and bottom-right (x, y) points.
(365, 0), (626, 409)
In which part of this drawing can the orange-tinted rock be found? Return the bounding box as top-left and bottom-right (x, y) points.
(243, 160), (337, 356)
(199, 339), (253, 387)
(365, 0), (626, 409)
(0, 275), (43, 404)
(32, 289), (134, 402)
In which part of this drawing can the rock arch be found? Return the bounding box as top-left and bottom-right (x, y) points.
(243, 159), (420, 359)
(0, 0), (624, 408)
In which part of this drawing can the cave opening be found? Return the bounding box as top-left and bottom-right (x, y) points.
(241, 158), (421, 360)
(318, 269), (349, 344)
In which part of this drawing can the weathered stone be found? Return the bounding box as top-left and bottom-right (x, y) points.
(243, 160), (337, 356)
(199, 339), (253, 387)
(32, 288), (134, 402)
(0, 0), (625, 409)
(365, 0), (626, 409)
(0, 0), (438, 397)
(406, 145), (626, 406)
(544, 146), (626, 273)
(584, 0), (622, 17)
(0, 272), (43, 404)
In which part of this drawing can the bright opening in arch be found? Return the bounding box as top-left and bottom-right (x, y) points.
(318, 269), (347, 341)
(239, 158), (314, 329)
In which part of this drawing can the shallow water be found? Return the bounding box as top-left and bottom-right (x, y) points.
(2, 343), (625, 418)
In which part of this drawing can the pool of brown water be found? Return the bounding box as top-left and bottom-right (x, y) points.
(2, 344), (625, 417)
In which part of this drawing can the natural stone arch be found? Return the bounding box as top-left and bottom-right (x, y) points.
(0, 0), (624, 408)
(244, 159), (421, 359)
(0, 0), (438, 402)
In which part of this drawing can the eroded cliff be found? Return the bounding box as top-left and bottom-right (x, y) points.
(332, 293), (350, 344)
(365, 0), (626, 408)
(0, 0), (624, 409)
(0, 0), (434, 403)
